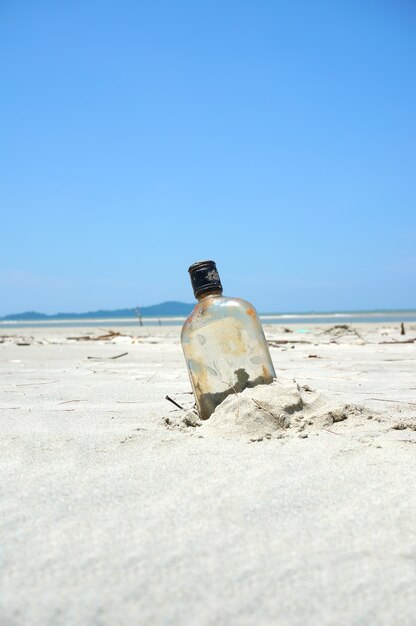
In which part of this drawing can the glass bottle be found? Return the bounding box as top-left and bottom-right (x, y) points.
(181, 260), (276, 420)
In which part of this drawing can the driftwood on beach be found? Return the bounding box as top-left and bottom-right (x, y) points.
(68, 330), (132, 341)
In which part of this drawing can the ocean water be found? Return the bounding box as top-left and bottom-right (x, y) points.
(1, 311), (416, 330)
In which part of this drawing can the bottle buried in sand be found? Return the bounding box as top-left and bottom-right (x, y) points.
(181, 260), (276, 420)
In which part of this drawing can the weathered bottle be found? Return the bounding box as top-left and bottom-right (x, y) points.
(181, 260), (276, 420)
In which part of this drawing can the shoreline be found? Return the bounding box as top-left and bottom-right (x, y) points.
(1, 309), (416, 330)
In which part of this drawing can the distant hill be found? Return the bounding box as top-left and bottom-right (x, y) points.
(1, 301), (194, 321)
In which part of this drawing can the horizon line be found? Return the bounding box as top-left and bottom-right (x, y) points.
(1, 305), (416, 321)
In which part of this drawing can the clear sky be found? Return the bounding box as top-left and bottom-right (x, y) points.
(1, 0), (415, 315)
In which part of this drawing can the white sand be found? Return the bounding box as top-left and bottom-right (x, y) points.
(1, 323), (415, 625)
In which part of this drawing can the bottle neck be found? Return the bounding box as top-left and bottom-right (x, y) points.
(196, 289), (223, 302)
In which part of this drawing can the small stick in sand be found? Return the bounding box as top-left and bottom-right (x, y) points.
(252, 398), (285, 430)
(145, 371), (159, 382)
(324, 428), (344, 436)
(16, 380), (59, 387)
(87, 352), (128, 360)
(165, 395), (186, 411)
(379, 338), (416, 344)
(136, 307), (143, 326)
(370, 398), (416, 406)
(220, 378), (240, 422)
(268, 339), (310, 346)
(229, 385), (240, 422)
(165, 395), (199, 417)
(401, 323), (405, 335)
(110, 352), (128, 359)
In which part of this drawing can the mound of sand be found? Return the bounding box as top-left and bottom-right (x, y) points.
(165, 379), (374, 441)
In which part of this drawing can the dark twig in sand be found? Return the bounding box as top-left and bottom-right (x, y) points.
(268, 339), (310, 346)
(165, 395), (199, 418)
(165, 395), (186, 411)
(379, 338), (416, 344)
(87, 352), (128, 360)
(401, 323), (406, 335)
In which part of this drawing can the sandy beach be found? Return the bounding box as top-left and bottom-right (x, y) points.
(1, 322), (415, 626)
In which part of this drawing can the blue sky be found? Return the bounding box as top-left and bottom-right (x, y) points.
(1, 0), (415, 315)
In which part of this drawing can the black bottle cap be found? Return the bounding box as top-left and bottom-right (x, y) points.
(188, 260), (223, 298)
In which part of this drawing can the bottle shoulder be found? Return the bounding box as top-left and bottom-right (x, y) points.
(181, 295), (259, 337)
